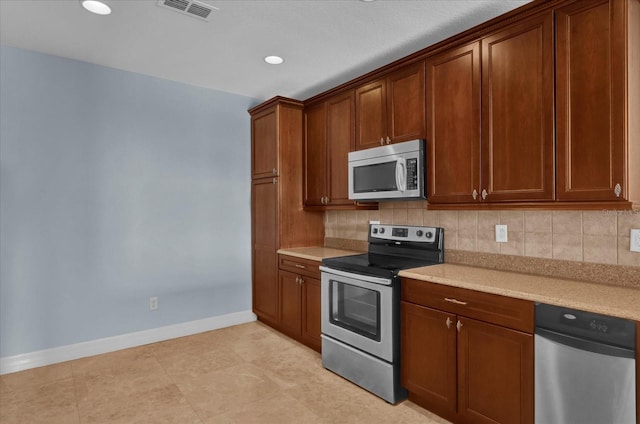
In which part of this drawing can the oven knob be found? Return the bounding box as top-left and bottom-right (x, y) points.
(379, 228), (385, 234)
(426, 231), (433, 238)
(373, 228), (378, 234)
(416, 230), (423, 237)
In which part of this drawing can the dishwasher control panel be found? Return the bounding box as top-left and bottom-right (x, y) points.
(536, 303), (636, 349)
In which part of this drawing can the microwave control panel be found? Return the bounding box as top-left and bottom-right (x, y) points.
(406, 158), (418, 190)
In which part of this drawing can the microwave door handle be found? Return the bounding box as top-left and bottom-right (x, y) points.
(396, 158), (406, 192)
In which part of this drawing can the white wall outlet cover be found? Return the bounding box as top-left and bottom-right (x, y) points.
(369, 220), (380, 225)
(495, 224), (508, 243)
(630, 229), (640, 253)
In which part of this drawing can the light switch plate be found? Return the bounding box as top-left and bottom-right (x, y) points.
(631, 229), (640, 252)
(495, 225), (508, 243)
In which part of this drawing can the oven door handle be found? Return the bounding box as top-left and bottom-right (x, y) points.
(319, 266), (393, 286)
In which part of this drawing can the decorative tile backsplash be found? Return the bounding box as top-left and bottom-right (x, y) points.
(325, 202), (640, 268)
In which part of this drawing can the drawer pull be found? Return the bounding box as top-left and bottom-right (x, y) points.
(444, 297), (468, 305)
(456, 320), (463, 332)
(295, 264), (306, 269)
(446, 317), (452, 329)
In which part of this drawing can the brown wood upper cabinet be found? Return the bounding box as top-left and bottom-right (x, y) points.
(426, 42), (481, 204)
(251, 107), (279, 180)
(481, 11), (555, 203)
(355, 61), (426, 150)
(304, 91), (355, 208)
(556, 0), (639, 204)
(428, 12), (555, 205)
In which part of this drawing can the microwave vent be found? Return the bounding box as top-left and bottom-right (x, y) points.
(156, 0), (217, 21)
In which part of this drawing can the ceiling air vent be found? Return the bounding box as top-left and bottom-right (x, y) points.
(156, 0), (217, 21)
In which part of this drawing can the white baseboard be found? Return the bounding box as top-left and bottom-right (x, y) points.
(0, 310), (257, 375)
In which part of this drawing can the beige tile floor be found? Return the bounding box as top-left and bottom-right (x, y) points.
(0, 322), (453, 424)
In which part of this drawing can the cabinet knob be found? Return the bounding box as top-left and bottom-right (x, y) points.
(456, 320), (463, 332)
(272, 178), (277, 185)
(481, 189), (488, 200)
(272, 168), (277, 175)
(446, 317), (452, 329)
(614, 183), (622, 197)
(299, 277), (304, 285)
(295, 276), (300, 284)
(386, 136), (391, 144)
(472, 189), (478, 200)
(380, 137), (384, 146)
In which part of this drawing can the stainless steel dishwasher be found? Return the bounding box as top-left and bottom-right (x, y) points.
(535, 303), (636, 424)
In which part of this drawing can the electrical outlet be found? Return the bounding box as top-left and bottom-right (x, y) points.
(631, 229), (640, 253)
(149, 296), (158, 311)
(495, 225), (508, 243)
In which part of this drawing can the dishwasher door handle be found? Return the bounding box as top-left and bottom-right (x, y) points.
(535, 327), (635, 359)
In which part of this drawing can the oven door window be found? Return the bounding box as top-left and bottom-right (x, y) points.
(353, 161), (397, 193)
(329, 280), (381, 341)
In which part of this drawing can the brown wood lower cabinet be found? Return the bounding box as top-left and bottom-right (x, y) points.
(277, 255), (322, 352)
(401, 278), (534, 424)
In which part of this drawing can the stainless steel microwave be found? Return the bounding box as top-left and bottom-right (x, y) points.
(348, 139), (425, 201)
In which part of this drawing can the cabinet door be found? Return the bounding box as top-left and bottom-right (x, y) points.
(355, 79), (387, 150)
(457, 317), (533, 424)
(427, 43), (481, 204)
(301, 276), (321, 352)
(556, 0), (626, 201)
(278, 270), (302, 337)
(252, 107), (278, 180)
(326, 91), (355, 206)
(401, 301), (457, 421)
(387, 61), (426, 143)
(481, 12), (554, 202)
(252, 178), (279, 324)
(304, 102), (327, 206)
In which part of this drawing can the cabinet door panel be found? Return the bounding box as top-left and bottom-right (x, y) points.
(427, 43), (481, 204)
(327, 91), (355, 206)
(556, 0), (626, 201)
(301, 276), (321, 351)
(355, 79), (386, 150)
(481, 12), (554, 202)
(252, 109), (278, 179)
(279, 271), (302, 337)
(252, 178), (279, 323)
(401, 301), (457, 419)
(458, 317), (533, 424)
(304, 102), (327, 206)
(387, 61), (426, 143)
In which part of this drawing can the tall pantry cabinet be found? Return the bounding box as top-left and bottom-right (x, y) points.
(249, 97), (324, 327)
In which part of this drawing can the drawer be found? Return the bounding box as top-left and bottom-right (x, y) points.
(278, 255), (321, 279)
(402, 278), (533, 333)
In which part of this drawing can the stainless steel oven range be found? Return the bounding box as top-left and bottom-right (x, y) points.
(320, 224), (444, 404)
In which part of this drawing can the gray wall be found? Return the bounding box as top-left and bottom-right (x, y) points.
(0, 46), (259, 357)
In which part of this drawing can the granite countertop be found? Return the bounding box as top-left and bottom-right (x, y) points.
(400, 264), (640, 322)
(277, 246), (363, 262)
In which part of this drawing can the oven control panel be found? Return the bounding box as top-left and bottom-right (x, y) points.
(370, 224), (438, 243)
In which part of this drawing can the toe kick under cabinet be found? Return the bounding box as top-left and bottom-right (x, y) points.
(401, 278), (534, 424)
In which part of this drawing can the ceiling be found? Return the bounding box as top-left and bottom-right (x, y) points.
(0, 0), (532, 101)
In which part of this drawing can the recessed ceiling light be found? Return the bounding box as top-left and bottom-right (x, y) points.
(81, 0), (112, 15)
(264, 56), (284, 65)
